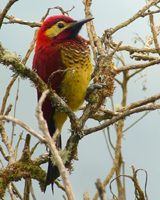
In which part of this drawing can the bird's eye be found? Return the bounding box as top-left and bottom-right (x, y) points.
(58, 23), (65, 28)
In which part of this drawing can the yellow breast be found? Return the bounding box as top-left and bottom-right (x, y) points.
(60, 42), (93, 111)
(53, 39), (93, 131)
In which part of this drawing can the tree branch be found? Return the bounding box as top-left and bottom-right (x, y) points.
(36, 89), (76, 200)
(110, 0), (160, 35)
(0, 0), (18, 29)
(93, 118), (123, 200)
(83, 0), (105, 63)
(0, 74), (18, 115)
(0, 115), (46, 143)
(0, 43), (78, 124)
(149, 13), (160, 54)
(0, 9), (42, 27)
(118, 58), (160, 71)
(84, 102), (160, 135)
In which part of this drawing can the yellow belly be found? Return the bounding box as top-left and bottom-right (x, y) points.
(60, 63), (92, 110)
(60, 42), (93, 110)
(53, 41), (93, 131)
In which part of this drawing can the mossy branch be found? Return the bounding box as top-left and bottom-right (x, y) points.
(0, 134), (46, 198)
(0, 42), (47, 92)
(0, 42), (78, 123)
(0, 43), (83, 187)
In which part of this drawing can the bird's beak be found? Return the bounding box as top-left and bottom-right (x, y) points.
(71, 17), (94, 28)
(66, 17), (94, 39)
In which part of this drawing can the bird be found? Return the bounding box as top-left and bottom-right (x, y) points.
(32, 15), (93, 192)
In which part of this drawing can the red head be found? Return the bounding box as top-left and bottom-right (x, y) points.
(36, 15), (93, 46)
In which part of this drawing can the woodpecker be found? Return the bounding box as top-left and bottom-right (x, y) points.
(32, 15), (93, 192)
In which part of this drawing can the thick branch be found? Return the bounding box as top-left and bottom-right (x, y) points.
(36, 90), (75, 200)
(0, 152), (46, 198)
(0, 43), (78, 124)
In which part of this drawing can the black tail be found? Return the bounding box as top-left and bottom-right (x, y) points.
(44, 151), (60, 192)
(44, 109), (61, 193)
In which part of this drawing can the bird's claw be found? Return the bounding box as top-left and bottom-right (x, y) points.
(88, 83), (107, 91)
(71, 130), (85, 138)
(86, 83), (108, 99)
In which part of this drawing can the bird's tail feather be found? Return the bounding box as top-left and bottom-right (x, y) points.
(44, 151), (59, 193)
(44, 109), (62, 192)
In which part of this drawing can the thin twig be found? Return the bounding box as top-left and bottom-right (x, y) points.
(142, 9), (160, 16)
(130, 54), (159, 61)
(83, 0), (105, 62)
(22, 6), (55, 65)
(30, 141), (40, 155)
(123, 111), (149, 132)
(118, 58), (160, 71)
(111, 0), (160, 35)
(14, 131), (23, 160)
(128, 68), (145, 80)
(11, 182), (23, 200)
(0, 0), (18, 29)
(55, 180), (66, 192)
(93, 118), (123, 200)
(107, 127), (115, 150)
(0, 119), (15, 164)
(102, 127), (114, 160)
(144, 19), (160, 48)
(84, 103), (160, 135)
(95, 179), (106, 200)
(0, 145), (9, 161)
(83, 189), (91, 200)
(0, 159), (4, 168)
(0, 9), (42, 27)
(48, 68), (74, 89)
(111, 41), (158, 54)
(11, 77), (20, 145)
(23, 178), (30, 200)
(30, 179), (37, 200)
(0, 115), (46, 143)
(83, 0), (97, 63)
(4, 104), (13, 116)
(0, 74), (18, 115)
(149, 13), (160, 54)
(52, 6), (75, 15)
(63, 195), (68, 200)
(22, 29), (39, 65)
(117, 93), (160, 112)
(135, 169), (148, 200)
(8, 183), (16, 200)
(131, 166), (145, 200)
(110, 174), (133, 199)
(109, 41), (123, 57)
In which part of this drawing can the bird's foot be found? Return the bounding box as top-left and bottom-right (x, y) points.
(71, 130), (85, 138)
(85, 83), (108, 101)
